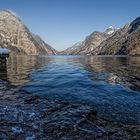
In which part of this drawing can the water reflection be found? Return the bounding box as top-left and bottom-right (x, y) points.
(82, 56), (140, 91)
(6, 55), (50, 85)
(0, 55), (140, 124)
(1, 55), (140, 93)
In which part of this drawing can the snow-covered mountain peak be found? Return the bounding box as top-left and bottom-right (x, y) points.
(105, 26), (118, 35)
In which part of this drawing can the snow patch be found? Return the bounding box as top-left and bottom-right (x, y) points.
(107, 30), (115, 35)
(109, 26), (113, 29)
(0, 48), (10, 54)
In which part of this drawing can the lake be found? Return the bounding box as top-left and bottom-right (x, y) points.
(1, 55), (140, 125)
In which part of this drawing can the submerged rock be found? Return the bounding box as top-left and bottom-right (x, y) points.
(0, 80), (140, 139)
(24, 95), (40, 104)
(11, 127), (23, 135)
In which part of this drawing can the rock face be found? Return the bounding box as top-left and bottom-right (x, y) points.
(77, 32), (109, 55)
(96, 17), (140, 55)
(104, 26), (119, 35)
(0, 10), (56, 55)
(32, 34), (57, 55)
(0, 56), (7, 70)
(63, 26), (117, 55)
(63, 16), (140, 56)
(61, 42), (82, 55)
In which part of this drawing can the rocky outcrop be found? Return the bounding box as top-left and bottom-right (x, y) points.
(0, 10), (56, 55)
(63, 26), (117, 55)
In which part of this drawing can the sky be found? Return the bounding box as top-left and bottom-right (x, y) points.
(0, 0), (140, 51)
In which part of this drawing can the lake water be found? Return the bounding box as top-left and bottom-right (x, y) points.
(1, 55), (140, 125)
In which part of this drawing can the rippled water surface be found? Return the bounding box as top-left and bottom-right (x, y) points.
(1, 55), (140, 124)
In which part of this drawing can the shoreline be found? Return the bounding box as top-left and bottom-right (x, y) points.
(0, 80), (140, 140)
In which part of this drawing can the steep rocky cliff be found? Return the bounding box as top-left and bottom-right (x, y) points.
(64, 16), (140, 56)
(95, 17), (140, 55)
(61, 42), (82, 55)
(0, 10), (56, 55)
(63, 26), (117, 55)
(32, 34), (57, 55)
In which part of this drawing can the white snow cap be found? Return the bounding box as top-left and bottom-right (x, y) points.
(107, 30), (115, 35)
(109, 26), (114, 29)
(0, 48), (10, 54)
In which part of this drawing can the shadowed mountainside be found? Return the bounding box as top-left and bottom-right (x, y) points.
(95, 17), (140, 55)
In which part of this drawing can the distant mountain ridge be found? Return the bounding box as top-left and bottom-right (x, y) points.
(62, 26), (118, 55)
(1, 10), (139, 56)
(63, 16), (140, 56)
(0, 10), (56, 55)
(94, 17), (140, 55)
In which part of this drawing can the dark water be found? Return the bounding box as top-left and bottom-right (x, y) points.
(1, 55), (140, 125)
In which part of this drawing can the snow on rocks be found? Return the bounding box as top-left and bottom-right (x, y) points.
(0, 48), (10, 54)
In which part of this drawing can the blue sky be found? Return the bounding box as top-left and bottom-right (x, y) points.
(0, 0), (140, 50)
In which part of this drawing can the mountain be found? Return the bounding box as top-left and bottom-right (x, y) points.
(94, 17), (140, 55)
(64, 16), (140, 56)
(60, 42), (82, 55)
(63, 26), (118, 55)
(0, 10), (56, 55)
(32, 34), (57, 55)
(104, 26), (119, 35)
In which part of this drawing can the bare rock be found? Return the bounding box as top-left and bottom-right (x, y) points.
(0, 10), (56, 55)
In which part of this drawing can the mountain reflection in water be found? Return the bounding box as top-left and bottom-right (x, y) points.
(3, 55), (50, 85)
(0, 55), (140, 124)
(83, 56), (140, 91)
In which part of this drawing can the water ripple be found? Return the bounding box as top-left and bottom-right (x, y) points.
(1, 55), (140, 124)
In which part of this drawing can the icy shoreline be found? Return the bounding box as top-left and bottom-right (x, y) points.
(0, 80), (139, 140)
